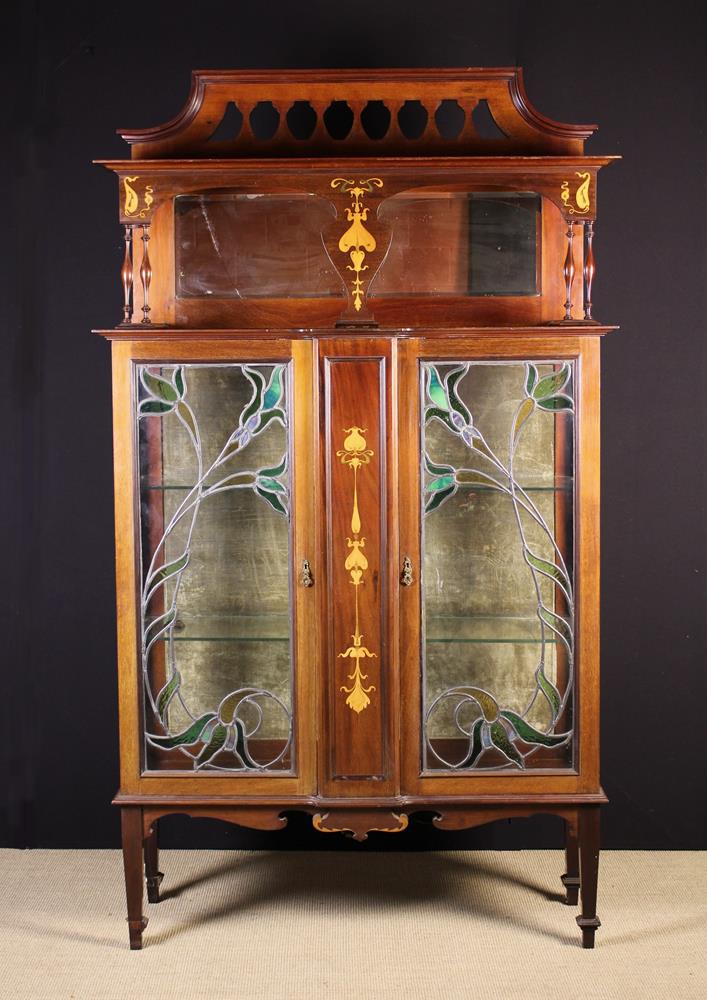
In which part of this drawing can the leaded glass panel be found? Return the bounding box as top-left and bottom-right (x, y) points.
(136, 363), (294, 772)
(421, 360), (575, 772)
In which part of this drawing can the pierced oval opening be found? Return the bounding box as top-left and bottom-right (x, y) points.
(206, 102), (243, 142)
(471, 99), (507, 139)
(361, 100), (391, 140)
(286, 100), (317, 140)
(397, 99), (429, 139)
(435, 99), (465, 139)
(249, 101), (281, 140)
(324, 100), (354, 140)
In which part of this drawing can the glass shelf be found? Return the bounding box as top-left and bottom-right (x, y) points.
(426, 615), (558, 644)
(146, 479), (573, 493)
(144, 614), (557, 645)
(145, 614), (291, 642)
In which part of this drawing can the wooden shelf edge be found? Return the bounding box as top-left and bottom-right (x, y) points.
(113, 790), (608, 808)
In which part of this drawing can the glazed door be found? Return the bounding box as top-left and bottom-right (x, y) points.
(113, 339), (317, 796)
(399, 336), (600, 796)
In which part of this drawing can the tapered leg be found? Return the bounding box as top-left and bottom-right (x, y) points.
(144, 821), (164, 904)
(576, 807), (601, 948)
(561, 817), (580, 905)
(121, 807), (148, 950)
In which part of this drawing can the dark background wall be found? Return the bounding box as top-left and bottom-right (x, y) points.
(5, 0), (705, 851)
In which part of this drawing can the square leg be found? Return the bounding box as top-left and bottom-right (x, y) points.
(576, 806), (601, 948)
(121, 807), (148, 950)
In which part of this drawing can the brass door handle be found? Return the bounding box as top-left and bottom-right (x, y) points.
(401, 556), (413, 586)
(300, 559), (314, 587)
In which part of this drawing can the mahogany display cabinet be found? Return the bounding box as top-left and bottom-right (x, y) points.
(96, 68), (618, 949)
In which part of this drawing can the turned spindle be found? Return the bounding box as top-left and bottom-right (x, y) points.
(583, 220), (595, 320)
(120, 225), (133, 324)
(563, 220), (575, 321)
(140, 225), (152, 324)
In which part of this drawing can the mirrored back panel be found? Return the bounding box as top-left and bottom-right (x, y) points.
(420, 360), (575, 773)
(372, 192), (540, 298)
(175, 192), (343, 299)
(174, 190), (541, 302)
(136, 362), (294, 773)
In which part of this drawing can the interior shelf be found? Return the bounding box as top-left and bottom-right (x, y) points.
(426, 615), (557, 644)
(147, 613), (291, 642)
(143, 613), (556, 645)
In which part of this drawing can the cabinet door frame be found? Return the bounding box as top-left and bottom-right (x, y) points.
(398, 334), (601, 796)
(316, 337), (400, 798)
(112, 338), (318, 796)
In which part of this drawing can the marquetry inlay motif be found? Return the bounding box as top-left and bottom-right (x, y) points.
(336, 426), (377, 713)
(123, 176), (154, 218)
(330, 178), (383, 311)
(561, 171), (591, 215)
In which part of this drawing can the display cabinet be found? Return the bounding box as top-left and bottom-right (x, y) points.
(96, 68), (618, 948)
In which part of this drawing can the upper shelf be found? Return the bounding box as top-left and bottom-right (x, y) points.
(118, 68), (598, 160)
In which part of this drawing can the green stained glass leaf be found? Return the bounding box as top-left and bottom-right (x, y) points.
(456, 469), (506, 491)
(146, 552), (189, 596)
(536, 666), (562, 720)
(258, 476), (286, 493)
(539, 606), (574, 651)
(176, 401), (197, 441)
(241, 367), (266, 422)
(425, 483), (456, 513)
(157, 671), (181, 724)
(233, 717), (256, 768)
(459, 718), (485, 768)
(148, 712), (216, 749)
(424, 454), (454, 477)
(526, 552), (571, 595)
(256, 485), (288, 516)
(424, 407), (454, 431)
(446, 366), (471, 424)
(426, 366), (448, 410)
(525, 363), (538, 396)
(426, 474), (456, 493)
(144, 607), (176, 646)
(532, 364), (571, 401)
(263, 365), (285, 410)
(196, 722), (228, 767)
(489, 720), (523, 768)
(537, 395), (573, 412)
(142, 370), (179, 403)
(513, 397), (535, 443)
(259, 455), (287, 478)
(173, 367), (185, 398)
(258, 408), (286, 432)
(500, 710), (569, 747)
(139, 400), (174, 416)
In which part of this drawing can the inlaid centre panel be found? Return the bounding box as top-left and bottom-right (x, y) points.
(323, 348), (392, 788)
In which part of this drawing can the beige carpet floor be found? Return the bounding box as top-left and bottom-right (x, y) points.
(1, 849), (705, 999)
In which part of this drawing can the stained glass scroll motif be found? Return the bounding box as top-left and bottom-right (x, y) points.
(421, 361), (575, 772)
(137, 364), (293, 773)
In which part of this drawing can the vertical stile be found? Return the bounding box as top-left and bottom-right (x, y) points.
(120, 224), (133, 324)
(563, 220), (575, 320)
(139, 225), (152, 324)
(583, 221), (595, 320)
